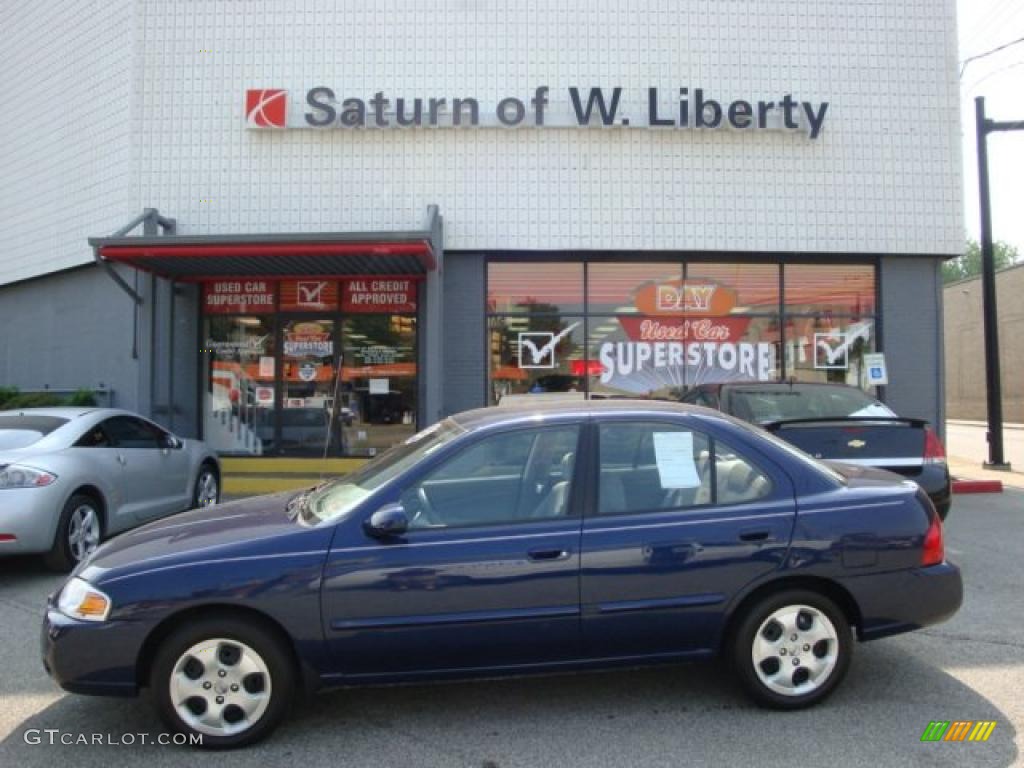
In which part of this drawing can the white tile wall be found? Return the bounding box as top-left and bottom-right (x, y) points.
(0, 0), (134, 285)
(0, 0), (963, 287)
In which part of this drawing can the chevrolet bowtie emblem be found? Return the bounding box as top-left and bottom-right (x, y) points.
(847, 439), (866, 448)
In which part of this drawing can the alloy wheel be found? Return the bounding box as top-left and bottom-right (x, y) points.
(751, 604), (839, 696)
(67, 504), (101, 562)
(169, 638), (272, 737)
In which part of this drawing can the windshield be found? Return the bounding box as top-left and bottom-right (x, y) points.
(301, 418), (466, 523)
(0, 415), (68, 450)
(727, 385), (895, 425)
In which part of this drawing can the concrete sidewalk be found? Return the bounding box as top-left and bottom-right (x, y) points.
(945, 420), (1024, 489)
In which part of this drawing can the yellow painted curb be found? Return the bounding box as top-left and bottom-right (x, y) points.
(220, 457), (367, 474)
(223, 476), (324, 495)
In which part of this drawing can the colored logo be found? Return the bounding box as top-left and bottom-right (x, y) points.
(920, 721), (997, 742)
(246, 89), (287, 128)
(634, 280), (737, 317)
(517, 323), (580, 369)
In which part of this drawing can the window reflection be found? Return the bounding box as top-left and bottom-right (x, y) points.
(487, 262), (584, 314)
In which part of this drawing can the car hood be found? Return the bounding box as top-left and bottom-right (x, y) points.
(79, 490), (335, 583)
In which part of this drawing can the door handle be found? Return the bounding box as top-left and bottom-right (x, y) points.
(116, 454), (127, 466)
(527, 548), (569, 562)
(739, 529), (772, 543)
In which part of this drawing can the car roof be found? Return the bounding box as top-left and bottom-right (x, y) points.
(722, 381), (860, 390)
(0, 407), (131, 420)
(450, 399), (719, 431)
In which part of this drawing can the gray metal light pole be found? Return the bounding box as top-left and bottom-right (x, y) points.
(974, 96), (1023, 469)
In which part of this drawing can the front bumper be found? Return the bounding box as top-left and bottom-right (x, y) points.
(0, 485), (65, 555)
(840, 561), (963, 642)
(41, 600), (144, 697)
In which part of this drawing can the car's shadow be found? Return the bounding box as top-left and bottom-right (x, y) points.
(2, 640), (1017, 768)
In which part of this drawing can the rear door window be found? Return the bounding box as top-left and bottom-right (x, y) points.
(597, 422), (772, 514)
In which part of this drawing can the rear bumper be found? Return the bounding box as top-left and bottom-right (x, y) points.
(839, 561), (962, 642)
(892, 464), (951, 516)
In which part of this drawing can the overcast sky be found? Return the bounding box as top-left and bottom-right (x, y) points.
(959, 0), (1024, 253)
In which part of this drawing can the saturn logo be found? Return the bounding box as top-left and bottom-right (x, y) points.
(245, 89), (287, 128)
(847, 439), (866, 448)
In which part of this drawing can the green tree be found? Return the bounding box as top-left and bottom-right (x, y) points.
(943, 239), (1019, 283)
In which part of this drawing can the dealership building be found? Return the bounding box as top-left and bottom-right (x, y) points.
(0, 1), (962, 472)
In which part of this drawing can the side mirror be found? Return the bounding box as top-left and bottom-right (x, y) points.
(363, 503), (409, 538)
(162, 434), (183, 450)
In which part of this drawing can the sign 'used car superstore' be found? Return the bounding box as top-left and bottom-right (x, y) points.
(246, 86), (830, 138)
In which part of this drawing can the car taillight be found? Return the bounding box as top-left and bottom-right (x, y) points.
(923, 426), (946, 465)
(921, 511), (945, 566)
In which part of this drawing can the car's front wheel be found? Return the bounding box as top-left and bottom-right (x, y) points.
(150, 617), (295, 749)
(732, 589), (852, 709)
(44, 493), (103, 571)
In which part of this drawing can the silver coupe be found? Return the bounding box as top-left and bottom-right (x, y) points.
(0, 408), (220, 569)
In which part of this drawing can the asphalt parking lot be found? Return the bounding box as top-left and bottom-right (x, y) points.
(0, 491), (1021, 768)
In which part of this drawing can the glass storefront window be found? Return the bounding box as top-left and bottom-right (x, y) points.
(487, 262), (584, 314)
(201, 278), (419, 457)
(784, 263), (876, 316)
(489, 316), (586, 404)
(341, 314), (418, 456)
(487, 259), (877, 400)
(280, 319), (338, 456)
(685, 263), (780, 312)
(784, 315), (876, 387)
(202, 316), (276, 455)
(586, 262), (682, 314)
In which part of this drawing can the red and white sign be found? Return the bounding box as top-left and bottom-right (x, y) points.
(245, 89), (287, 128)
(617, 316), (752, 343)
(279, 280), (338, 311)
(203, 281), (276, 314)
(342, 278), (417, 313)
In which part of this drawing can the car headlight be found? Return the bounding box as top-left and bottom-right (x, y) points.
(0, 464), (57, 489)
(57, 578), (111, 622)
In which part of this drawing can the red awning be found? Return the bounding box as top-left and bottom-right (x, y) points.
(96, 239), (435, 280)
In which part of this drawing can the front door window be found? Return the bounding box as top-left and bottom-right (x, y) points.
(280, 319), (339, 456)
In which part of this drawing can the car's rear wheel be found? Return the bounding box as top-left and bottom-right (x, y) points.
(150, 617), (294, 749)
(44, 493), (103, 571)
(192, 464), (220, 509)
(732, 589), (852, 709)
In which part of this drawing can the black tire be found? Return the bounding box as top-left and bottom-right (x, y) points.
(44, 493), (103, 572)
(732, 589), (852, 710)
(150, 616), (295, 749)
(192, 463), (220, 509)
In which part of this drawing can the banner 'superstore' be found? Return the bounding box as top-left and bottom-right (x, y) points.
(0, 1), (962, 461)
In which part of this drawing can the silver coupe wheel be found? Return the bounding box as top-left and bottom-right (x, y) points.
(751, 604), (839, 696)
(196, 470), (219, 507)
(169, 638), (272, 737)
(67, 503), (101, 563)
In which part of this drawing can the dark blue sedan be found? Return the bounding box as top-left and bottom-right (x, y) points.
(42, 401), (962, 748)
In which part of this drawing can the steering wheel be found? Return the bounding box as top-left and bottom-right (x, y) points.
(411, 486), (439, 527)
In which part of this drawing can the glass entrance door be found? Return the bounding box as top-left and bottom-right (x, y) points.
(279, 318), (341, 456)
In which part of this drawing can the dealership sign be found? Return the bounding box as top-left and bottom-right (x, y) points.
(204, 280), (275, 314)
(246, 86), (829, 138)
(342, 279), (417, 313)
